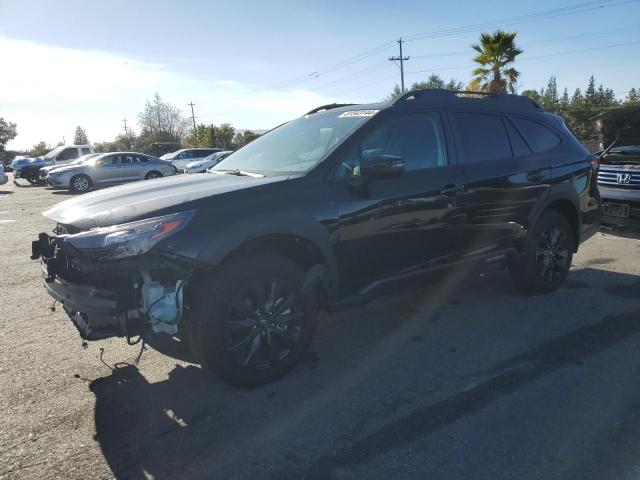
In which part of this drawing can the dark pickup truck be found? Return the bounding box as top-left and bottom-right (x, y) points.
(31, 89), (601, 386)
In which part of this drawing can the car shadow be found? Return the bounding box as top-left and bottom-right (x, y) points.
(0, 190), (14, 195)
(90, 267), (640, 479)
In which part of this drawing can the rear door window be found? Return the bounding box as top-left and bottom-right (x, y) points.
(451, 112), (512, 164)
(511, 117), (561, 153)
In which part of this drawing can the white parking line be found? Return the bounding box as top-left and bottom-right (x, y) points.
(0, 219), (16, 223)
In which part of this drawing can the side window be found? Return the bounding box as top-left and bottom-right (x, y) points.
(96, 155), (117, 167)
(137, 155), (149, 163)
(504, 118), (532, 157)
(511, 117), (561, 153)
(177, 151), (193, 160)
(451, 112), (512, 163)
(81, 147), (92, 155)
(338, 112), (448, 177)
(59, 148), (79, 161)
(122, 154), (138, 164)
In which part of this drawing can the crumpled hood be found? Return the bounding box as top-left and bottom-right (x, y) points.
(43, 172), (288, 229)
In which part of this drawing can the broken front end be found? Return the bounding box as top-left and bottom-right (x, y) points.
(31, 211), (199, 342)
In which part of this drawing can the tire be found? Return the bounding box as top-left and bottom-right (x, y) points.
(188, 254), (318, 387)
(145, 170), (162, 180)
(70, 174), (92, 193)
(509, 210), (574, 294)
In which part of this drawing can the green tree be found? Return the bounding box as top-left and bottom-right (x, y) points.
(0, 117), (18, 151)
(411, 74), (445, 90)
(469, 30), (522, 93)
(445, 78), (465, 91)
(560, 88), (570, 111)
(385, 84), (403, 102)
(30, 141), (50, 156)
(541, 76), (559, 112)
(214, 123), (236, 149)
(521, 89), (542, 103)
(73, 126), (89, 145)
(625, 88), (640, 106)
(232, 130), (260, 149)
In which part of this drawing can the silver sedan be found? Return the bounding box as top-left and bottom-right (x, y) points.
(46, 152), (175, 192)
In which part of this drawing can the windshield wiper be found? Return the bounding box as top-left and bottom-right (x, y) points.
(213, 169), (264, 178)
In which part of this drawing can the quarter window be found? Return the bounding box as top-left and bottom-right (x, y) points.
(451, 113), (511, 163)
(511, 117), (561, 153)
(504, 119), (532, 157)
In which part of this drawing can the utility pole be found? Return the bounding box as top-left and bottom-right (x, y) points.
(122, 118), (128, 136)
(188, 102), (197, 131)
(389, 38), (410, 93)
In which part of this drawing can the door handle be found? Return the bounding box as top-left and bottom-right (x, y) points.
(527, 170), (546, 182)
(441, 183), (465, 197)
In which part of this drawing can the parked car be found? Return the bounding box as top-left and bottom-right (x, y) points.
(160, 148), (223, 172)
(32, 89), (601, 387)
(184, 150), (233, 174)
(594, 107), (640, 227)
(0, 164), (7, 186)
(39, 153), (101, 181)
(45, 151), (174, 192)
(13, 145), (95, 185)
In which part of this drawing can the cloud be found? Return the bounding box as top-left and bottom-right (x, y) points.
(0, 37), (334, 150)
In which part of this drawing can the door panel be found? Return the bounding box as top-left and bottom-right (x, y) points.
(329, 111), (466, 294)
(448, 111), (551, 254)
(93, 155), (123, 184)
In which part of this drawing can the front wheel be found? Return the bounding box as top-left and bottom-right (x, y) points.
(69, 174), (92, 193)
(509, 210), (574, 294)
(188, 254), (318, 387)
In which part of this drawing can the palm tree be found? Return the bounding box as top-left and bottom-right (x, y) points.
(470, 30), (522, 94)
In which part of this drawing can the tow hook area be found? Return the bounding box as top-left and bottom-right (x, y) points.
(140, 273), (185, 335)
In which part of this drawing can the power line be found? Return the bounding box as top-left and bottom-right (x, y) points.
(194, 0), (639, 120)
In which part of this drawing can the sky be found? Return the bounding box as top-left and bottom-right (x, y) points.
(1, 0), (639, 150)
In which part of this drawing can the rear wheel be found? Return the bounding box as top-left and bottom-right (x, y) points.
(145, 170), (162, 180)
(188, 254), (318, 387)
(70, 174), (91, 193)
(509, 210), (574, 294)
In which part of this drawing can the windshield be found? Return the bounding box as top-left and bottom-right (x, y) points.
(160, 151), (178, 160)
(43, 146), (66, 159)
(213, 110), (376, 173)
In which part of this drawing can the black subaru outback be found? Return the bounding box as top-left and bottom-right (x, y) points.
(32, 89), (601, 386)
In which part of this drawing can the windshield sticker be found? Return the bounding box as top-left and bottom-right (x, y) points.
(338, 110), (379, 118)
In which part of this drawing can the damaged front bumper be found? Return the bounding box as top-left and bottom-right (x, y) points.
(32, 232), (194, 341)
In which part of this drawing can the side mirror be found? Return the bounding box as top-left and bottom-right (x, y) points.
(360, 154), (404, 179)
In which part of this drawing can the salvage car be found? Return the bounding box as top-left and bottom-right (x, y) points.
(594, 107), (640, 226)
(46, 151), (175, 192)
(31, 89), (601, 387)
(184, 150), (233, 174)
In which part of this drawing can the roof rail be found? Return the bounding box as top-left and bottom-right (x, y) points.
(393, 88), (540, 109)
(305, 103), (356, 116)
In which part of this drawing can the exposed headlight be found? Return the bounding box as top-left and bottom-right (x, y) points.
(64, 210), (195, 261)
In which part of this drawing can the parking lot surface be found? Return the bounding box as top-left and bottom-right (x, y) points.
(1, 178), (640, 480)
